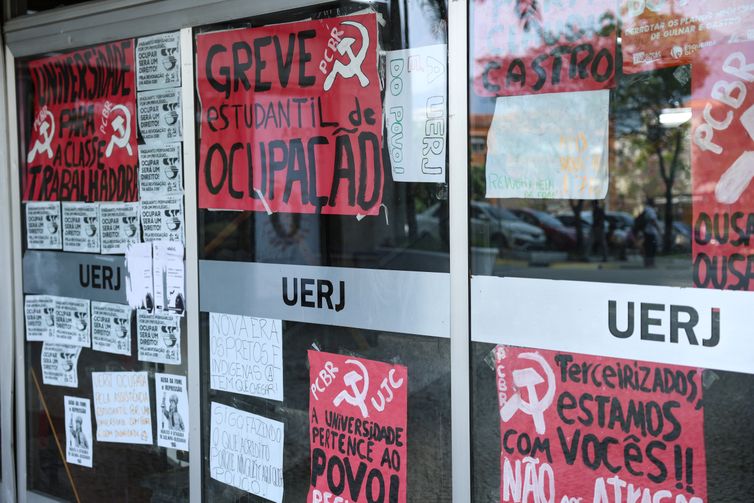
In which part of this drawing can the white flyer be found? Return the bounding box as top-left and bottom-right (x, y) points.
(92, 371), (153, 445)
(25, 295), (56, 342)
(65, 396), (93, 468)
(53, 297), (90, 347)
(136, 32), (181, 91)
(155, 373), (189, 451)
(138, 143), (183, 196)
(385, 44), (448, 183)
(41, 343), (81, 388)
(209, 313), (283, 401)
(137, 311), (181, 365)
(141, 195), (184, 243)
(153, 241), (185, 315)
(485, 89), (610, 199)
(26, 201), (62, 249)
(138, 88), (183, 144)
(210, 402), (284, 503)
(91, 301), (132, 356)
(62, 202), (100, 253)
(125, 242), (154, 311)
(99, 202), (141, 254)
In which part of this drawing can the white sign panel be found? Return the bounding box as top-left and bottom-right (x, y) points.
(138, 143), (183, 196)
(53, 296), (90, 347)
(153, 241), (185, 315)
(136, 32), (181, 91)
(209, 313), (283, 401)
(93, 371), (153, 445)
(485, 89), (609, 199)
(26, 202), (62, 249)
(99, 202), (141, 254)
(65, 396), (93, 468)
(41, 343), (81, 387)
(210, 402), (284, 503)
(385, 44), (447, 183)
(25, 295), (56, 341)
(137, 311), (181, 365)
(138, 88), (182, 144)
(141, 195), (184, 243)
(155, 373), (189, 451)
(91, 301), (132, 356)
(63, 202), (100, 253)
(472, 276), (754, 374)
(125, 242), (154, 311)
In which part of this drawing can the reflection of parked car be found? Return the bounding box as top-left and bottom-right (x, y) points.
(606, 211), (635, 250)
(511, 208), (577, 251)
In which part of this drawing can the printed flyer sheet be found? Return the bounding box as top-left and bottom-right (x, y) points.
(91, 301), (132, 356)
(99, 202), (141, 254)
(137, 310), (181, 365)
(63, 202), (101, 253)
(155, 373), (189, 451)
(65, 396), (93, 468)
(26, 201), (62, 249)
(139, 143), (183, 196)
(136, 32), (181, 91)
(41, 343), (82, 387)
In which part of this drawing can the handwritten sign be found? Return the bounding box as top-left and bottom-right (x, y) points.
(485, 90), (609, 199)
(385, 44), (447, 183)
(308, 351), (408, 503)
(65, 396), (93, 468)
(25, 295), (56, 341)
(93, 371), (153, 445)
(26, 202), (62, 249)
(209, 312), (283, 401)
(621, 0), (754, 74)
(136, 32), (181, 91)
(63, 202), (100, 253)
(99, 202), (140, 254)
(472, 0), (616, 97)
(195, 14), (383, 215)
(139, 143), (183, 196)
(210, 402), (284, 502)
(91, 301), (132, 355)
(155, 373), (189, 451)
(495, 346), (706, 503)
(692, 41), (754, 290)
(137, 310), (181, 364)
(23, 41), (138, 202)
(41, 343), (81, 387)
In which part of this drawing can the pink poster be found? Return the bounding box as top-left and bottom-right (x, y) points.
(495, 346), (707, 503)
(308, 350), (408, 503)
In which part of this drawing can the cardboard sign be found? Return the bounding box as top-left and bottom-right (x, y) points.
(210, 402), (284, 502)
(308, 351), (408, 503)
(621, 0), (754, 74)
(691, 41), (754, 290)
(99, 202), (140, 254)
(152, 241), (185, 315)
(136, 32), (181, 91)
(65, 396), (93, 468)
(209, 312), (283, 401)
(53, 296), (90, 347)
(495, 346), (706, 503)
(62, 202), (101, 253)
(138, 88), (183, 144)
(125, 242), (154, 311)
(93, 371), (153, 445)
(472, 0), (616, 97)
(138, 143), (183, 195)
(26, 202), (62, 249)
(41, 343), (81, 387)
(155, 373), (189, 451)
(25, 295), (56, 341)
(24, 41), (138, 202)
(137, 310), (181, 364)
(91, 301), (132, 356)
(195, 14), (384, 215)
(141, 195), (184, 242)
(485, 89), (610, 199)
(385, 44), (447, 183)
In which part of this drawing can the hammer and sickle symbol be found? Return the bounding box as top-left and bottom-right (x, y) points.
(323, 21), (370, 91)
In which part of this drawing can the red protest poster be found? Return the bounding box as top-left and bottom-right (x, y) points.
(691, 41), (754, 290)
(621, 0), (754, 74)
(472, 0), (617, 97)
(195, 14), (384, 216)
(495, 346), (707, 503)
(24, 40), (138, 202)
(308, 350), (407, 503)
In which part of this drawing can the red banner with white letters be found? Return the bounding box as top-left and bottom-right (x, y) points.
(308, 350), (407, 503)
(495, 346), (706, 503)
(195, 14), (384, 215)
(24, 41), (138, 202)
